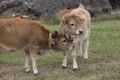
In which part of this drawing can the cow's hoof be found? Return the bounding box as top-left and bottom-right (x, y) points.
(25, 68), (30, 73)
(25, 70), (30, 73)
(62, 66), (67, 69)
(73, 68), (78, 71)
(84, 58), (88, 60)
(83, 55), (88, 59)
(34, 73), (39, 76)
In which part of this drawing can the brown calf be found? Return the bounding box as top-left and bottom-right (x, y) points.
(0, 18), (74, 75)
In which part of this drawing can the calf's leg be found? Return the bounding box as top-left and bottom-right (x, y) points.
(78, 41), (83, 57)
(25, 50), (30, 73)
(30, 50), (38, 75)
(62, 54), (67, 68)
(72, 47), (78, 70)
(83, 38), (89, 59)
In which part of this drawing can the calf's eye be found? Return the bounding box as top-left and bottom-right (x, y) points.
(62, 40), (66, 42)
(70, 24), (74, 26)
(70, 39), (73, 42)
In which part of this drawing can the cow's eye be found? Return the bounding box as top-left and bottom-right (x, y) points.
(62, 40), (66, 42)
(62, 39), (67, 44)
(70, 23), (74, 26)
(70, 39), (73, 42)
(70, 23), (75, 28)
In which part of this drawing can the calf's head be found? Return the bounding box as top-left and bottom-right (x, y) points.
(59, 10), (86, 37)
(51, 31), (74, 51)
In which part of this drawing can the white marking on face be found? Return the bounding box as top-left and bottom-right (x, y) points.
(76, 30), (80, 35)
(69, 45), (74, 51)
(76, 30), (83, 35)
(70, 24), (75, 28)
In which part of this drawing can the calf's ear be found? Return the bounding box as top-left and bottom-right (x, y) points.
(52, 31), (58, 38)
(79, 18), (85, 24)
(62, 18), (68, 25)
(69, 35), (73, 42)
(58, 10), (71, 19)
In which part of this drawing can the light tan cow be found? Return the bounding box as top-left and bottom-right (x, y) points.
(58, 4), (91, 70)
(0, 18), (74, 75)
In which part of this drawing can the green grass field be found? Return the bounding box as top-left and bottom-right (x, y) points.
(0, 20), (120, 80)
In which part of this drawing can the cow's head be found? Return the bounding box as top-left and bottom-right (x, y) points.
(59, 9), (87, 38)
(50, 31), (74, 51)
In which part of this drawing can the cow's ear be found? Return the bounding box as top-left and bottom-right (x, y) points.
(64, 18), (68, 25)
(69, 35), (73, 42)
(61, 16), (68, 25)
(79, 18), (85, 24)
(52, 31), (58, 38)
(58, 10), (71, 19)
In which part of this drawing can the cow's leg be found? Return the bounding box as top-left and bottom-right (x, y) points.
(25, 50), (30, 73)
(78, 41), (83, 57)
(30, 50), (38, 75)
(62, 54), (67, 68)
(83, 38), (89, 59)
(72, 47), (78, 70)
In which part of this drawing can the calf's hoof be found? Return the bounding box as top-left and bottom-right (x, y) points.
(73, 68), (78, 71)
(62, 66), (67, 69)
(34, 73), (39, 76)
(25, 68), (30, 73)
(84, 57), (88, 60)
(33, 70), (39, 76)
(83, 54), (88, 59)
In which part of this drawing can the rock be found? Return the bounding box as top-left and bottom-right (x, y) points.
(109, 0), (120, 10)
(0, 0), (117, 19)
(0, 0), (22, 13)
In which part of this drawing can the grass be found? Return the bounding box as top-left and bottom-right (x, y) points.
(0, 20), (120, 80)
(92, 14), (120, 22)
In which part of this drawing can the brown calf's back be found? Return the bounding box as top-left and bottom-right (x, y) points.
(0, 18), (49, 51)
